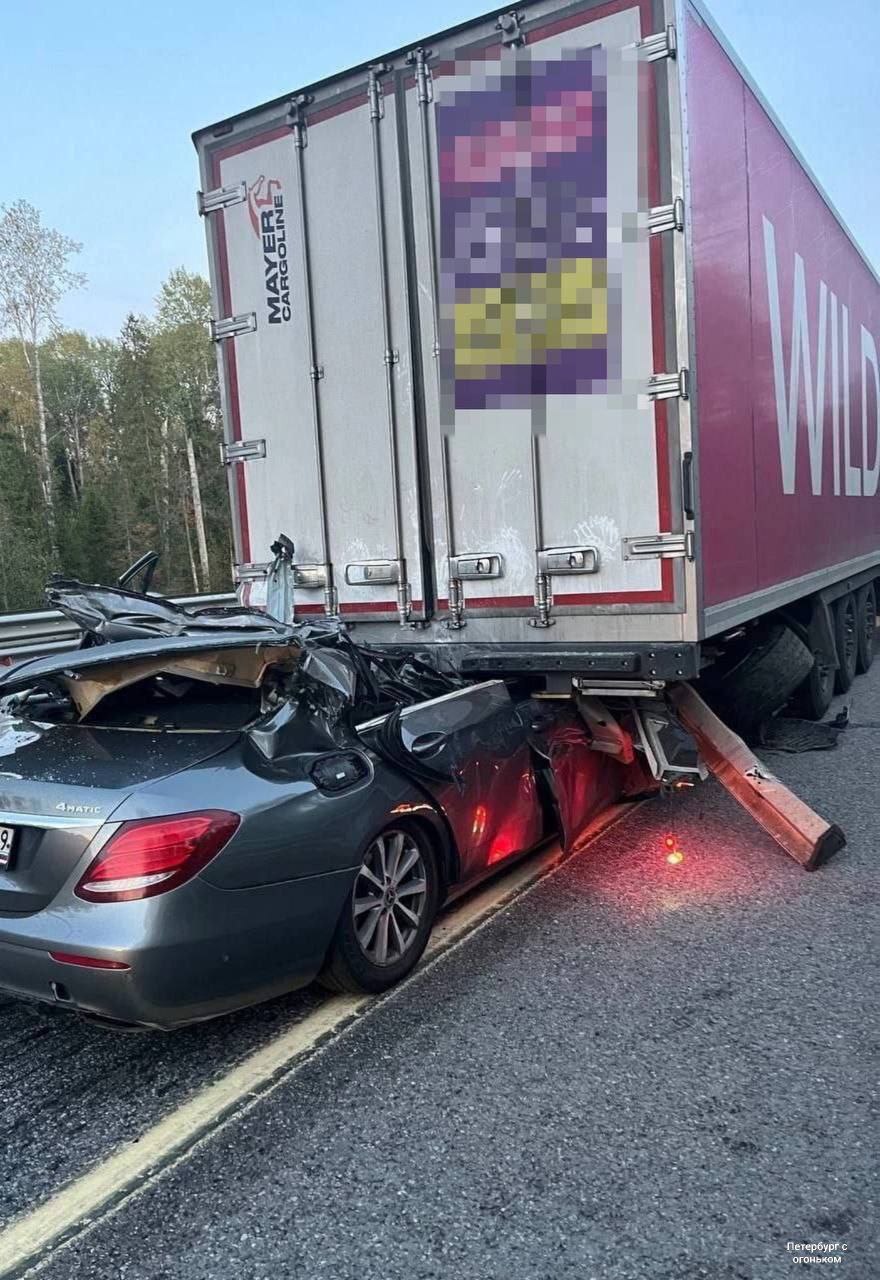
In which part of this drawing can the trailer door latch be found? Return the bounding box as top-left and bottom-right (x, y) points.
(345, 560), (401, 586)
(622, 532), (695, 562)
(449, 553), (504, 580)
(537, 546), (599, 575)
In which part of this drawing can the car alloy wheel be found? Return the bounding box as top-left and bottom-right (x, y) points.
(320, 820), (440, 995)
(353, 829), (428, 967)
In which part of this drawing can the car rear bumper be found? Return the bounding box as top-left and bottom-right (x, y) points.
(0, 867), (356, 1028)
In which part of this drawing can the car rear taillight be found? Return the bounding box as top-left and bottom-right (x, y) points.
(75, 811), (240, 903)
(50, 951), (130, 970)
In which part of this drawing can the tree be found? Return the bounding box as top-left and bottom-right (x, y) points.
(0, 200), (86, 561)
(41, 331), (104, 504)
(153, 269), (227, 591)
(0, 258), (232, 611)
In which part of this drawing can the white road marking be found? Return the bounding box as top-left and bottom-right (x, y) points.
(0, 802), (636, 1279)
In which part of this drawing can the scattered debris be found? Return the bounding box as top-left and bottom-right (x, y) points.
(757, 710), (849, 753)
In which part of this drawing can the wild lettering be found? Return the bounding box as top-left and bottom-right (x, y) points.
(763, 215), (879, 498)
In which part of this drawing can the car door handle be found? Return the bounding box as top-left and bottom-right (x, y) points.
(410, 731), (447, 758)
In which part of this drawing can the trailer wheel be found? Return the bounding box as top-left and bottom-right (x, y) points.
(792, 608), (835, 721)
(855, 583), (876, 674)
(703, 622), (813, 739)
(833, 593), (858, 693)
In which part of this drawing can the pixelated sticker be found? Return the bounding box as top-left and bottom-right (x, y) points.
(438, 48), (609, 413)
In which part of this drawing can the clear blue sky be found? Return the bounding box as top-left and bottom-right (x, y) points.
(3, 0), (877, 337)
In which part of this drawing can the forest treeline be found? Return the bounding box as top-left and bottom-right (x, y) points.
(0, 201), (233, 613)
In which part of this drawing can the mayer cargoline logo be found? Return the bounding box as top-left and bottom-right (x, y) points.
(247, 176), (291, 324)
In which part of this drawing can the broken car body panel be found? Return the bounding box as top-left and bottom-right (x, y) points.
(0, 580), (606, 1026)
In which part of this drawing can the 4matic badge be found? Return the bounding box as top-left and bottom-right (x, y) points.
(247, 176), (291, 324)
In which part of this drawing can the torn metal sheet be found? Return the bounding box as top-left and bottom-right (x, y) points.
(57, 644), (303, 720)
(574, 695), (635, 763)
(526, 701), (633, 851)
(0, 634), (303, 699)
(265, 535), (296, 624)
(45, 577), (297, 644)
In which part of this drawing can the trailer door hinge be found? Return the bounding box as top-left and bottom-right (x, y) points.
(639, 24), (677, 61)
(406, 49), (434, 104)
(235, 559), (328, 590)
(222, 438), (266, 465)
(211, 313), (257, 342)
(622, 531), (695, 562)
(197, 181), (247, 216)
(368, 64), (390, 120)
(288, 93), (312, 147)
(496, 11), (525, 46)
(234, 561), (270, 584)
(648, 368), (689, 401)
(649, 197), (685, 235)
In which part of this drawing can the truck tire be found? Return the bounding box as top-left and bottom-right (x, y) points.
(855, 583), (876, 674)
(833, 593), (858, 693)
(704, 622), (813, 739)
(792, 608), (835, 721)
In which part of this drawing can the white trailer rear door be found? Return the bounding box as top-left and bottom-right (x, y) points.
(405, 1), (680, 627)
(201, 94), (427, 623)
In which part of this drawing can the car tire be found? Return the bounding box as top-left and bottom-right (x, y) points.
(833, 593), (858, 693)
(320, 821), (440, 995)
(855, 583), (876, 674)
(702, 622), (814, 739)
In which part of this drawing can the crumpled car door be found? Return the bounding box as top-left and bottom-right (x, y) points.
(370, 681), (545, 884)
(526, 700), (631, 851)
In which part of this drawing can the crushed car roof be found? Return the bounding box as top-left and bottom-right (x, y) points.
(44, 577), (298, 643)
(0, 577), (466, 722)
(0, 633), (304, 698)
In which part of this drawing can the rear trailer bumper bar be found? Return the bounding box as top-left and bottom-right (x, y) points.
(452, 643), (701, 681)
(668, 683), (846, 871)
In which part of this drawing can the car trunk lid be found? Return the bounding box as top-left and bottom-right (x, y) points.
(0, 719), (239, 914)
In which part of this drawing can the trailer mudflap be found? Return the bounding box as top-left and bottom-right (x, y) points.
(668, 683), (846, 871)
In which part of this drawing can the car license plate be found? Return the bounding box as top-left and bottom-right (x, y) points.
(0, 826), (15, 871)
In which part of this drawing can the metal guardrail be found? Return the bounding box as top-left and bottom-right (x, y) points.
(0, 594), (237, 666)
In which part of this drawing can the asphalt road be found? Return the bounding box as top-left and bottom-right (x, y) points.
(2, 666), (878, 1279)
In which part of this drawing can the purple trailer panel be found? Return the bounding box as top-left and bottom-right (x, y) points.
(685, 4), (880, 626)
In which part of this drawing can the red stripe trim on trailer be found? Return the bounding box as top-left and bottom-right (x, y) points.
(296, 600), (425, 616)
(209, 163), (251, 565)
(437, 581), (671, 609)
(212, 123), (290, 167)
(310, 80), (396, 128)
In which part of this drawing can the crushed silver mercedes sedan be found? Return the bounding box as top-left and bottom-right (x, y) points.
(0, 574), (646, 1029)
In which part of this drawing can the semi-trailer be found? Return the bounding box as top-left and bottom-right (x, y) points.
(193, 0), (879, 729)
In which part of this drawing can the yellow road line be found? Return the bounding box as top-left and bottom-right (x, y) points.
(0, 801), (635, 1279)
